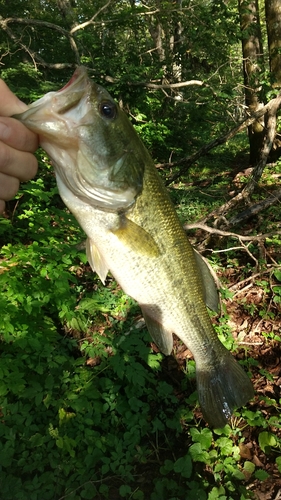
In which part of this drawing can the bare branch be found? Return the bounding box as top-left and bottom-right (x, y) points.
(243, 93), (281, 194)
(70, 0), (113, 34)
(184, 222), (281, 242)
(229, 267), (277, 292)
(136, 80), (204, 89)
(228, 188), (281, 227)
(184, 221), (281, 264)
(1, 25), (44, 69)
(2, 17), (71, 36)
(0, 17), (80, 65)
(164, 91), (281, 184)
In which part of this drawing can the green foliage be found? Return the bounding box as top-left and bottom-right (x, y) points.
(258, 431), (279, 454)
(2, 156), (278, 499)
(2, 151), (281, 500)
(0, 0), (250, 163)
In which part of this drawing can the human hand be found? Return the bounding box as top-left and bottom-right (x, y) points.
(0, 79), (39, 214)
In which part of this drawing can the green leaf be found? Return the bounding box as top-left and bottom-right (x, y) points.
(160, 459), (174, 475)
(132, 490), (145, 500)
(243, 461), (255, 474)
(232, 468), (246, 480)
(119, 485), (132, 497)
(216, 437), (234, 456)
(276, 456), (281, 473)
(189, 443), (210, 463)
(208, 486), (226, 500)
(0, 445), (14, 467)
(258, 431), (277, 453)
(173, 455), (192, 478)
(56, 436), (64, 449)
(274, 270), (281, 282)
(190, 427), (213, 449)
(254, 469), (270, 480)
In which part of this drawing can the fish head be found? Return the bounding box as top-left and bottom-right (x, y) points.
(13, 67), (146, 211)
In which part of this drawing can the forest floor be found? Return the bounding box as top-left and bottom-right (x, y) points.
(227, 310), (281, 500)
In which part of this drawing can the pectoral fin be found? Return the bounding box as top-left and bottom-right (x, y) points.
(141, 308), (173, 356)
(193, 249), (219, 312)
(86, 238), (109, 284)
(111, 217), (160, 258)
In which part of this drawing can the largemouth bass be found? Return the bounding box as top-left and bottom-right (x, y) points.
(14, 67), (254, 427)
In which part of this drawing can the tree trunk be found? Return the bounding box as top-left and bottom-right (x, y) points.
(265, 0), (281, 89)
(148, 0), (183, 87)
(265, 0), (281, 160)
(238, 0), (264, 165)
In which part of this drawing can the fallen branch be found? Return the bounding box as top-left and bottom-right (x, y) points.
(198, 92), (281, 224)
(242, 93), (281, 195)
(184, 222), (281, 242)
(164, 91), (281, 185)
(228, 188), (281, 227)
(228, 266), (276, 291)
(184, 222), (281, 261)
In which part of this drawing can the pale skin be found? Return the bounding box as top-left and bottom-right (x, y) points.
(0, 79), (38, 214)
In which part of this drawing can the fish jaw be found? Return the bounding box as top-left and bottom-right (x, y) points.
(13, 67), (91, 142)
(13, 67), (145, 212)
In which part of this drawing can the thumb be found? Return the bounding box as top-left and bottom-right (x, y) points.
(0, 79), (28, 116)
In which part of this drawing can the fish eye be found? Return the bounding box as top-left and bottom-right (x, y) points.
(99, 101), (117, 120)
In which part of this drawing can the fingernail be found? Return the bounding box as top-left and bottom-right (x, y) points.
(0, 121), (10, 140)
(16, 99), (28, 112)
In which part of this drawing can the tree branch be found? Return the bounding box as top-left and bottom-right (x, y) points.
(184, 222), (281, 242)
(228, 188), (281, 227)
(70, 0), (113, 34)
(164, 91), (281, 185)
(0, 17), (81, 65)
(132, 80), (204, 89)
(197, 93), (281, 226)
(243, 93), (281, 195)
(184, 221), (281, 262)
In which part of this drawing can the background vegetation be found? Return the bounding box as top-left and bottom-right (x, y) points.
(0, 0), (281, 498)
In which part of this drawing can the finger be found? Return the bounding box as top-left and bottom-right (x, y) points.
(0, 80), (28, 116)
(0, 142), (38, 182)
(0, 173), (20, 201)
(0, 117), (39, 152)
(0, 200), (5, 214)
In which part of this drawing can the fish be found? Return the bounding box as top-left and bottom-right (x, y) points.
(13, 67), (254, 427)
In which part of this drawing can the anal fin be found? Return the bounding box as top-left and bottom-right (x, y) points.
(141, 307), (173, 356)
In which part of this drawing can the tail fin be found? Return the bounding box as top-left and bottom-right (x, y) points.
(196, 353), (254, 428)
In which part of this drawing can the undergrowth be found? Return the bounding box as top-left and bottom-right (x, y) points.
(0, 150), (281, 499)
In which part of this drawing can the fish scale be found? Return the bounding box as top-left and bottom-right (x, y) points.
(13, 66), (254, 427)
